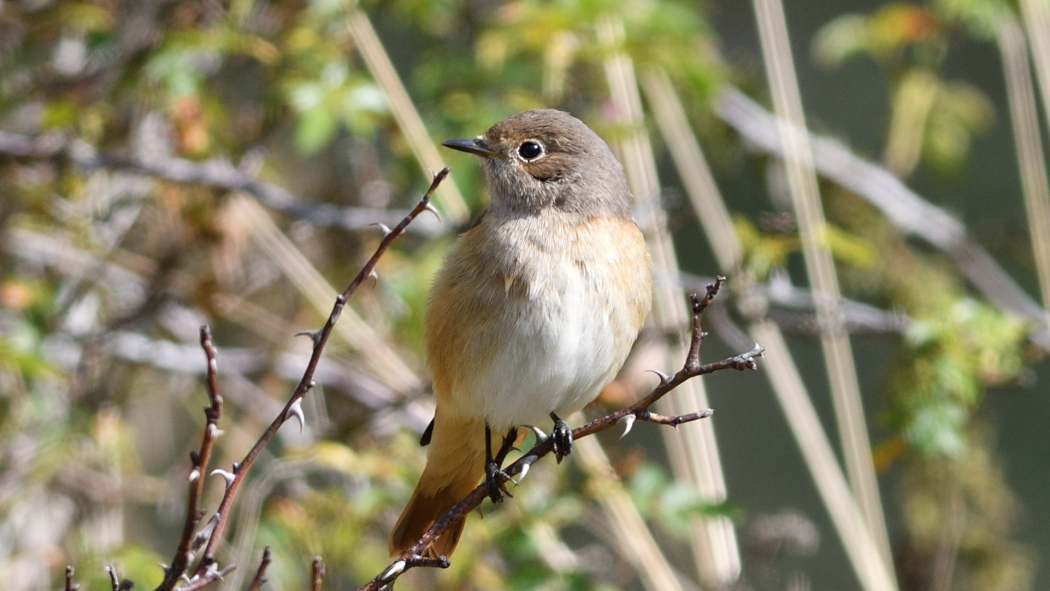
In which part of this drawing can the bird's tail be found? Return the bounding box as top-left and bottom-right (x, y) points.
(388, 413), (485, 558)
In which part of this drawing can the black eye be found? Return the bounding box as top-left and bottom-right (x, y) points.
(517, 141), (544, 161)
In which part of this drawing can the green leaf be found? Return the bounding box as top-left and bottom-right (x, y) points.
(294, 108), (339, 154)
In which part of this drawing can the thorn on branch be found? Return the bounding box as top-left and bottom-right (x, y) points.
(513, 461), (530, 484)
(371, 222), (393, 238)
(284, 398), (306, 432)
(295, 329), (322, 344)
(378, 560), (406, 583)
(617, 413), (636, 438)
(423, 202), (442, 222)
(645, 368), (672, 386)
(523, 424), (547, 442)
(210, 469), (235, 488)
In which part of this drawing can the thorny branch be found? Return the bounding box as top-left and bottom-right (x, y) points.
(359, 275), (765, 590)
(149, 169), (448, 590)
(154, 327), (225, 591)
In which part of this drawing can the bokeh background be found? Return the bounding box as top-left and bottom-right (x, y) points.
(1, 1), (1048, 590)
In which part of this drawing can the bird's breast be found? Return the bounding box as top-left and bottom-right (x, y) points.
(424, 211), (652, 430)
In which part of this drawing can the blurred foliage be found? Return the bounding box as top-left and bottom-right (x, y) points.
(814, 2), (995, 175)
(0, 0), (1043, 590)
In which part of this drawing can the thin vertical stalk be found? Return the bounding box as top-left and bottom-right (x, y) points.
(751, 0), (895, 580)
(1001, 14), (1050, 323)
(642, 68), (899, 591)
(346, 7), (470, 224)
(597, 16), (741, 587)
(575, 438), (685, 591)
(1019, 0), (1050, 169)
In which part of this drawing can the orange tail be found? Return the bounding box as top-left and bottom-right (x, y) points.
(389, 413), (485, 558)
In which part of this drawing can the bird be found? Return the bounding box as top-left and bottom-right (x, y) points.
(388, 109), (652, 559)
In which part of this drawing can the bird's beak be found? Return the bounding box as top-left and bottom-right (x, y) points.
(442, 138), (503, 159)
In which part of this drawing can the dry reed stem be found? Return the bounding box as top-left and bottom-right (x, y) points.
(751, 0), (895, 580)
(1000, 15), (1050, 325)
(574, 437), (685, 591)
(642, 66), (900, 591)
(597, 16), (741, 587)
(346, 7), (470, 224)
(229, 194), (423, 394)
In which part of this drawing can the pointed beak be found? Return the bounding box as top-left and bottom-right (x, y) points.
(442, 138), (502, 158)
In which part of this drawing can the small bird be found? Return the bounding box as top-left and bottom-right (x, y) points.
(389, 109), (652, 558)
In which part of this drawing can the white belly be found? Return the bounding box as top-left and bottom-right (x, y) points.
(469, 267), (619, 430)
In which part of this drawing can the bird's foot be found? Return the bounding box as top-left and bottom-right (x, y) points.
(485, 460), (512, 504)
(484, 425), (518, 503)
(549, 412), (573, 463)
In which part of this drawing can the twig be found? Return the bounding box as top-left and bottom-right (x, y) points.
(998, 16), (1050, 324)
(105, 566), (120, 591)
(310, 557), (326, 591)
(359, 277), (764, 590)
(244, 548), (273, 591)
(190, 168), (449, 578)
(178, 565), (237, 591)
(642, 71), (902, 591)
(599, 17), (739, 587)
(751, 0), (892, 577)
(154, 328), (225, 591)
(65, 566), (79, 591)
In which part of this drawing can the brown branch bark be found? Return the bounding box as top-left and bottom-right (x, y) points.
(154, 327), (225, 591)
(64, 566), (79, 591)
(139, 169), (448, 591)
(311, 557), (326, 591)
(358, 276), (765, 590)
(244, 548), (273, 591)
(188, 169), (448, 581)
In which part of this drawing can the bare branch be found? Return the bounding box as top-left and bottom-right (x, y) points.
(190, 169), (450, 578)
(65, 566), (79, 591)
(105, 566), (120, 591)
(310, 557), (326, 591)
(153, 327), (225, 591)
(359, 277), (764, 590)
(244, 548), (273, 591)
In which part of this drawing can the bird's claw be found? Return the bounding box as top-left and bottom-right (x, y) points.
(549, 413), (572, 463)
(485, 460), (512, 503)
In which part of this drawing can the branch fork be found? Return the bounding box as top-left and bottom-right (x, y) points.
(137, 170), (451, 591)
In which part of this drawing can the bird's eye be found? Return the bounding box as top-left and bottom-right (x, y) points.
(517, 141), (544, 161)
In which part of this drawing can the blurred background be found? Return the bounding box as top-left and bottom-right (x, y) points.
(1, 0), (1048, 590)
